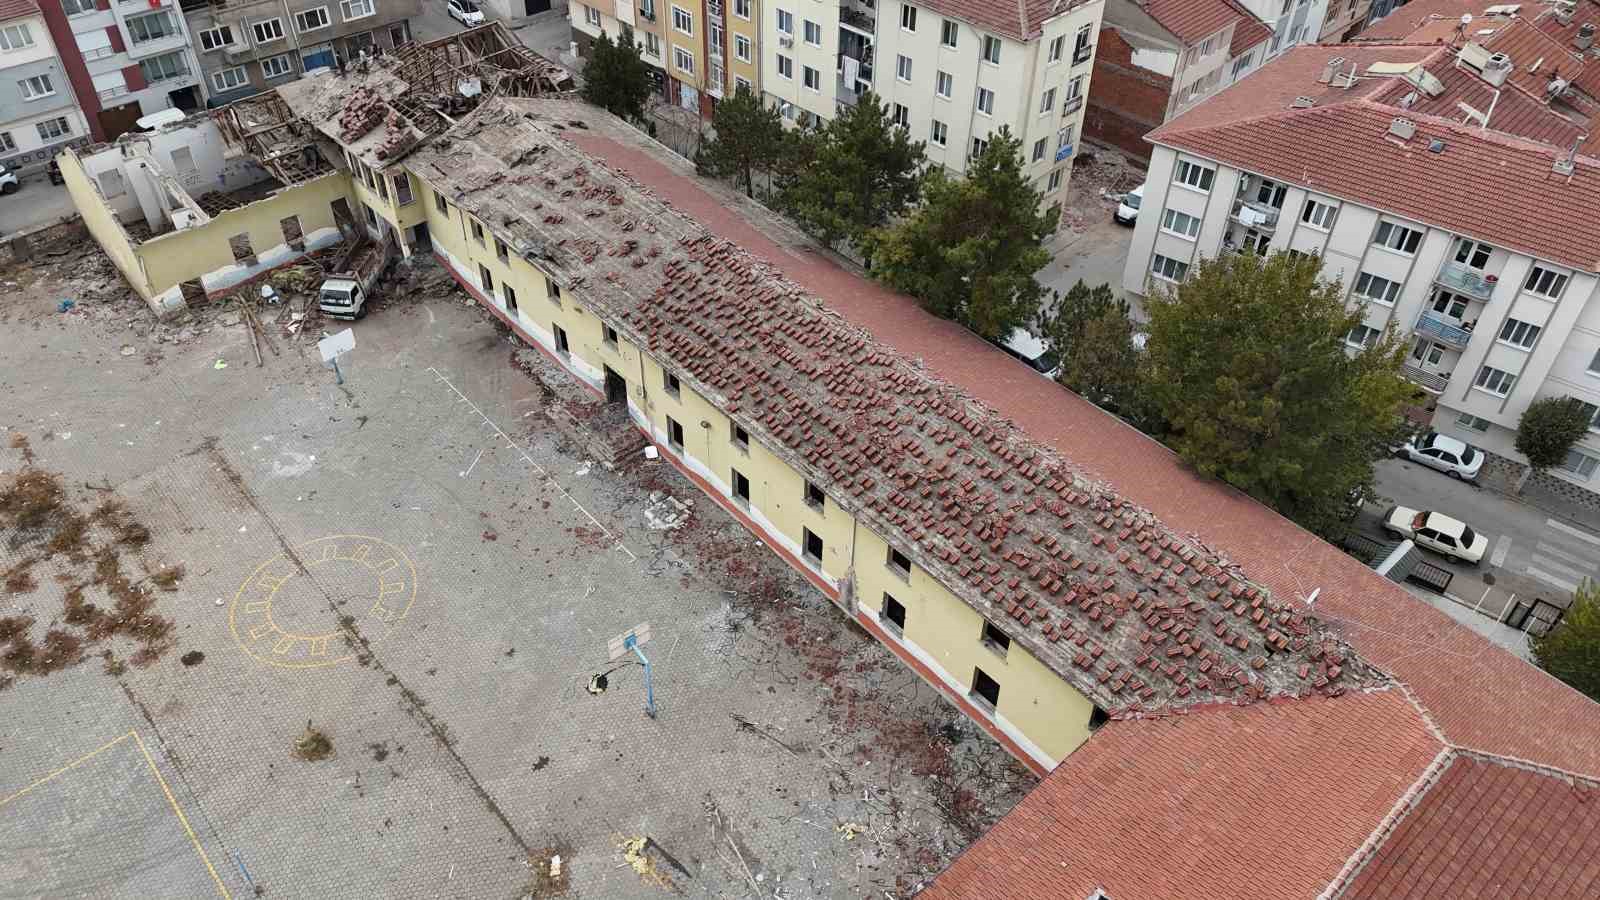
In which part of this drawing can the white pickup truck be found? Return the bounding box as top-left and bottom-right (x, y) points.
(319, 235), (394, 320)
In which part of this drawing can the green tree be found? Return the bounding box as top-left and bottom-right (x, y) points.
(863, 127), (1057, 340)
(774, 92), (925, 252)
(580, 33), (654, 123)
(696, 84), (785, 198)
(1514, 396), (1593, 492)
(1037, 280), (1141, 412)
(1530, 579), (1600, 702)
(1139, 250), (1413, 539)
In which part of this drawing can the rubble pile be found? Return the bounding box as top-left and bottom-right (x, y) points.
(337, 87), (387, 143)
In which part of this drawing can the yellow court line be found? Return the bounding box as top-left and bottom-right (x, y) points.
(0, 730), (136, 810)
(131, 731), (233, 900)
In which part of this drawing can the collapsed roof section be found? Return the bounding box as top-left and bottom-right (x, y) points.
(211, 89), (338, 186)
(390, 23), (575, 101)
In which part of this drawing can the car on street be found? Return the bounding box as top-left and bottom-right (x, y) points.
(448, 0), (485, 25)
(1113, 184), (1143, 225)
(1397, 430), (1485, 481)
(0, 164), (18, 195)
(1381, 505), (1489, 564)
(997, 327), (1060, 379)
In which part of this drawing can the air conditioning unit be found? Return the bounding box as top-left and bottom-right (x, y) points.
(779, 33), (794, 48)
(1482, 52), (1512, 87)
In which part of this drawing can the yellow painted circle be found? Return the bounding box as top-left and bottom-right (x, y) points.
(228, 535), (418, 669)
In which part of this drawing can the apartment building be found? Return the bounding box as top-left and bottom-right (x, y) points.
(475, 0), (557, 23)
(0, 0), (90, 175)
(1318, 0), (1374, 40)
(178, 0), (419, 107)
(1235, 0), (1328, 56)
(1085, 0), (1271, 160)
(571, 0), (729, 116)
(1124, 40), (1600, 503)
(37, 0), (204, 142)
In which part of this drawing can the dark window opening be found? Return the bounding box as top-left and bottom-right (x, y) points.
(732, 468), (750, 503)
(667, 416), (684, 450)
(479, 264), (493, 294)
(1089, 706), (1110, 730)
(971, 667), (1000, 709)
(981, 621), (1010, 656)
(554, 324), (569, 355)
(882, 593), (906, 631)
(434, 190), (448, 214)
(804, 480), (825, 510)
(603, 365), (626, 404)
(504, 284), (517, 313)
(888, 547), (911, 578)
(603, 324), (618, 346)
(803, 528), (823, 565)
(549, 279), (562, 300)
(279, 215), (303, 250)
(496, 238), (508, 263)
(733, 424), (749, 450)
(665, 371), (681, 397)
(228, 232), (254, 263)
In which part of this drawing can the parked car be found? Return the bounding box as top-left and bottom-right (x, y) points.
(1113, 184), (1143, 225)
(1397, 431), (1484, 481)
(997, 328), (1060, 379)
(1381, 505), (1489, 564)
(448, 0), (485, 25)
(0, 165), (18, 195)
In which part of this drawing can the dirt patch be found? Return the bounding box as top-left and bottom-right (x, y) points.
(523, 841), (574, 898)
(0, 453), (179, 682)
(293, 722), (334, 761)
(180, 650), (205, 666)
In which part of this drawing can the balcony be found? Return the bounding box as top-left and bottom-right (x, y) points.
(1054, 142), (1073, 163)
(1414, 311), (1473, 350)
(1433, 262), (1496, 300)
(1230, 199), (1280, 231)
(707, 0), (722, 17)
(1072, 43), (1094, 65)
(638, 6), (656, 21)
(840, 5), (875, 33)
(1402, 363), (1451, 394)
(1062, 94), (1083, 115)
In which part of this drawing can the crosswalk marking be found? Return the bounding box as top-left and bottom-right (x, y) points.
(1534, 541), (1593, 572)
(1490, 534), (1512, 567)
(1523, 519), (1600, 595)
(1526, 566), (1581, 594)
(1547, 518), (1600, 548)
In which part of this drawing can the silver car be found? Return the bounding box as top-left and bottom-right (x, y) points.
(1398, 431), (1484, 481)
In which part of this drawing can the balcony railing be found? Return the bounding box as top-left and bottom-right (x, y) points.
(1402, 363), (1450, 394)
(707, 0), (722, 17)
(1072, 43), (1093, 64)
(1231, 199), (1280, 231)
(840, 5), (875, 31)
(1414, 311), (1473, 350)
(1062, 94), (1083, 115)
(1433, 262), (1496, 300)
(1054, 142), (1073, 163)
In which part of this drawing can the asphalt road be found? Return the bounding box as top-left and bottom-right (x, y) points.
(1361, 456), (1600, 614)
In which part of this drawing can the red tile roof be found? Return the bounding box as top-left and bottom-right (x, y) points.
(1149, 44), (1600, 272)
(1352, 0), (1507, 43)
(916, 0), (1096, 42)
(0, 0), (38, 22)
(922, 690), (1445, 900)
(1138, 0), (1252, 43)
(1335, 754), (1600, 899)
(1222, 0), (1275, 56)
(411, 98), (1377, 715)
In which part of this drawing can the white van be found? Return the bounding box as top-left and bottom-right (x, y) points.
(1114, 184), (1144, 225)
(999, 328), (1060, 379)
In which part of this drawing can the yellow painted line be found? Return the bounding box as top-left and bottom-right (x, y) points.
(131, 731), (233, 900)
(0, 731), (136, 810)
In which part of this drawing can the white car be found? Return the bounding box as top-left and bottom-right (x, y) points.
(997, 327), (1060, 379)
(0, 165), (18, 195)
(1398, 431), (1485, 481)
(1381, 505), (1489, 565)
(1113, 184), (1143, 225)
(448, 0), (485, 25)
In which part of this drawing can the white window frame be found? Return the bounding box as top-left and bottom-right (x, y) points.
(735, 75), (751, 92)
(1354, 271), (1401, 306)
(1497, 317), (1541, 350)
(1151, 254), (1188, 283)
(1588, 348), (1600, 376)
(261, 52), (295, 79)
(1473, 365), (1516, 397)
(63, 0), (95, 16)
(252, 17), (287, 44)
(1031, 137), (1046, 162)
(198, 24), (238, 51)
(803, 64), (820, 92)
(935, 70), (952, 98)
(584, 4), (601, 25)
(672, 4), (693, 35)
(211, 65), (249, 92)
(1373, 220), (1423, 255)
(1523, 264), (1570, 299)
(976, 87), (994, 115)
(901, 3), (916, 32)
(1558, 448), (1599, 480)
(340, 0), (376, 21)
(35, 116), (70, 141)
(891, 103), (908, 128)
(0, 23), (35, 51)
(804, 19), (821, 45)
(735, 34), (751, 62)
(1173, 159), (1215, 192)
(1161, 208), (1201, 240)
(941, 19), (957, 48)
(734, 0), (750, 18)
(127, 10), (178, 45)
(1301, 198), (1337, 230)
(1345, 324), (1379, 349)
(777, 53), (792, 79)
(644, 32), (659, 57)
(970, 136), (988, 158)
(776, 8), (792, 34)
(0, 132), (14, 153)
(18, 74), (54, 100)
(1048, 35), (1063, 63)
(295, 7), (331, 32)
(1046, 168), (1063, 192)
(1455, 412), (1492, 433)
(673, 45), (694, 74)
(982, 34), (1001, 64)
(896, 54), (911, 82)
(139, 50), (189, 83)
(930, 119), (947, 146)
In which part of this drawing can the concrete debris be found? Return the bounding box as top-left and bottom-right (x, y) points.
(643, 491), (692, 531)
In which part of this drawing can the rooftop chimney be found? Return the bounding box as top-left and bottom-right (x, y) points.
(1481, 52), (1513, 87)
(1388, 117), (1417, 140)
(1577, 23), (1596, 51)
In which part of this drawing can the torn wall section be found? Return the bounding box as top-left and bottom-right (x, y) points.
(57, 148), (154, 309)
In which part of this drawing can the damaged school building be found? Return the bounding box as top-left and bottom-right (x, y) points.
(63, 19), (1600, 898)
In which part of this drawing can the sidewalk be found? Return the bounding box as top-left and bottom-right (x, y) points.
(1475, 453), (1600, 534)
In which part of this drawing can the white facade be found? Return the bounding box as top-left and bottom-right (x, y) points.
(1236, 0), (1326, 61)
(1124, 144), (1600, 493)
(0, 11), (90, 173)
(64, 0), (202, 123)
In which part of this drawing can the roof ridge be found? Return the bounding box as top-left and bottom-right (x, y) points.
(1318, 746), (1455, 900)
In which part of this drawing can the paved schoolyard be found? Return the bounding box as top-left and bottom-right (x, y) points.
(0, 247), (1030, 899)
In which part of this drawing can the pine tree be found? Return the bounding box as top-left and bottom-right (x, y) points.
(696, 84), (785, 198)
(862, 127), (1056, 340)
(580, 33), (654, 123)
(1530, 579), (1600, 702)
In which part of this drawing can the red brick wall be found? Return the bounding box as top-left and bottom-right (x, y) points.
(123, 64), (147, 92)
(38, 0), (105, 140)
(1082, 27), (1173, 161)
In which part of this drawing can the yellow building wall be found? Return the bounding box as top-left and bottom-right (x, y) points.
(409, 166), (1091, 770)
(726, 0), (760, 93)
(664, 1), (705, 90)
(853, 526), (1097, 764)
(58, 150), (152, 301)
(136, 174), (352, 297)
